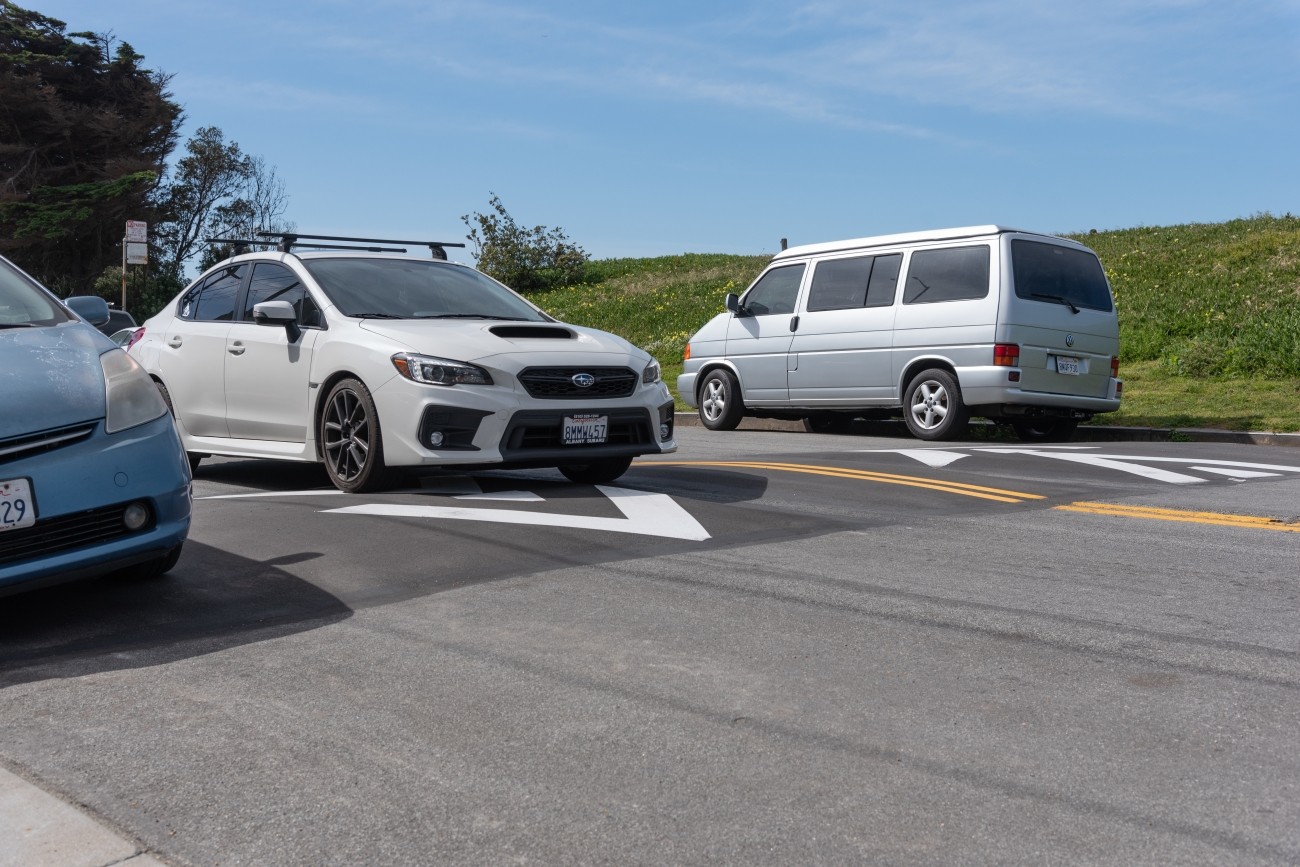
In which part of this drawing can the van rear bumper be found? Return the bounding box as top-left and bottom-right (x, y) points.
(960, 367), (1121, 414)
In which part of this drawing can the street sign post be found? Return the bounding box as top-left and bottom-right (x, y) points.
(122, 221), (148, 310)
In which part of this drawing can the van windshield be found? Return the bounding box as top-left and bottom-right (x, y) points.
(1011, 240), (1113, 312)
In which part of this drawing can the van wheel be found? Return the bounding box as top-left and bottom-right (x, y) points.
(1012, 419), (1079, 442)
(698, 369), (744, 431)
(903, 369), (969, 441)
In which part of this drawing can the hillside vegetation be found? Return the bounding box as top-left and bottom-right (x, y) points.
(533, 213), (1300, 433)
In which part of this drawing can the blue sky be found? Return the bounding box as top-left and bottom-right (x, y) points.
(32, 0), (1300, 264)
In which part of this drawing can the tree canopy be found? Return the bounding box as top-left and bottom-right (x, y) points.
(0, 1), (183, 292)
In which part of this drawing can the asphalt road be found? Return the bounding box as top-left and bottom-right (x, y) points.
(2, 426), (1298, 865)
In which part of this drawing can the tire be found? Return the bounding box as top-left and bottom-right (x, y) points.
(155, 380), (203, 473)
(558, 456), (634, 485)
(802, 413), (850, 434)
(1012, 418), (1079, 443)
(320, 378), (392, 493)
(902, 368), (969, 441)
(697, 369), (744, 431)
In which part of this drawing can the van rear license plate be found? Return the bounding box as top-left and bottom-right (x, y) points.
(563, 414), (608, 445)
(1, 478), (35, 533)
(1054, 355), (1081, 375)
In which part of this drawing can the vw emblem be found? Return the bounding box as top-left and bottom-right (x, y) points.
(1065, 333), (1075, 348)
(571, 373), (596, 388)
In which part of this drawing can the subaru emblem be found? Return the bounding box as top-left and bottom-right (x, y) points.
(1065, 333), (1075, 347)
(572, 373), (596, 388)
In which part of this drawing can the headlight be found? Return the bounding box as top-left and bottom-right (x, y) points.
(392, 353), (493, 386)
(102, 349), (168, 433)
(642, 358), (661, 384)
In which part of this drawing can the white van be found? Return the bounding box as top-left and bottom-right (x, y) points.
(677, 226), (1122, 442)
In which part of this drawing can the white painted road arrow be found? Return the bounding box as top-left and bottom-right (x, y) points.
(322, 485), (712, 541)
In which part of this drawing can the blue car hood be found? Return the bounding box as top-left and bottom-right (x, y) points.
(0, 322), (108, 439)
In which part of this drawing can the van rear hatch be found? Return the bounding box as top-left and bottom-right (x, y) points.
(1005, 238), (1118, 400)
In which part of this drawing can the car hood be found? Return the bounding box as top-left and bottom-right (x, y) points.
(356, 320), (647, 364)
(0, 322), (108, 438)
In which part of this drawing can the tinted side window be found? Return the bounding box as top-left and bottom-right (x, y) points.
(865, 253), (902, 307)
(1011, 240), (1113, 312)
(903, 246), (990, 304)
(807, 257), (870, 311)
(187, 265), (245, 321)
(243, 263), (323, 327)
(743, 264), (805, 316)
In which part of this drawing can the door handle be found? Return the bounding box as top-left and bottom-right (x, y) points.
(167, 336), (182, 348)
(227, 342), (245, 356)
(789, 315), (800, 332)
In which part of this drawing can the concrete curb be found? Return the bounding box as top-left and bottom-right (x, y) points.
(672, 413), (1300, 448)
(0, 766), (165, 867)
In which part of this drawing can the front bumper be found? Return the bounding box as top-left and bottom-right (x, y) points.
(0, 413), (192, 594)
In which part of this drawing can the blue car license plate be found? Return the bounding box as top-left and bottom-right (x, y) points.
(1, 477), (35, 532)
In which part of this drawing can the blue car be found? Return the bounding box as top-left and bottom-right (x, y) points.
(0, 255), (191, 595)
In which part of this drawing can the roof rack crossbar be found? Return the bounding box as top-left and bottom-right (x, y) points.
(254, 231), (466, 259)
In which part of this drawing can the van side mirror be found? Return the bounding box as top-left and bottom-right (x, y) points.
(725, 293), (747, 316)
(65, 295), (110, 327)
(252, 300), (302, 342)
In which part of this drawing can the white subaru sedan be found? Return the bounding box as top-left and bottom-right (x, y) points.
(128, 238), (676, 492)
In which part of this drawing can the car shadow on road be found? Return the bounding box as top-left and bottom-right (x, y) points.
(0, 542), (352, 689)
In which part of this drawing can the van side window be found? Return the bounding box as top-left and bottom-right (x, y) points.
(807, 254), (904, 311)
(743, 264), (805, 316)
(866, 253), (902, 307)
(903, 246), (989, 304)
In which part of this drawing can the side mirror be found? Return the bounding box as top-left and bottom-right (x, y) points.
(252, 300), (301, 342)
(65, 295), (111, 327)
(725, 293), (746, 316)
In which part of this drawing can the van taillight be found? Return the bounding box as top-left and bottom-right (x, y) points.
(1111, 356), (1120, 377)
(124, 327), (146, 351)
(993, 344), (1019, 366)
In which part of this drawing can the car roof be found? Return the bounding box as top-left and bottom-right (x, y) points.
(772, 225), (1083, 261)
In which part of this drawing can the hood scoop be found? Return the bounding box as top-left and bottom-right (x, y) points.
(489, 325), (574, 339)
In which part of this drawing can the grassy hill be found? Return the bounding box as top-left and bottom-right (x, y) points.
(532, 214), (1300, 433)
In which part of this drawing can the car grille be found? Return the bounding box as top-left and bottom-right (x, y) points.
(501, 409), (654, 455)
(0, 502), (152, 567)
(517, 367), (637, 399)
(0, 423), (96, 465)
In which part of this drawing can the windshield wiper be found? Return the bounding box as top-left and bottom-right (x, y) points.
(1031, 292), (1080, 314)
(351, 312), (407, 319)
(0, 322), (36, 329)
(413, 314), (531, 321)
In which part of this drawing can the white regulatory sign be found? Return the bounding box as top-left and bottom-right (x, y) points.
(126, 242), (148, 265)
(125, 220), (148, 243)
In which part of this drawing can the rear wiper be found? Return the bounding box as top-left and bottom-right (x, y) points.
(1031, 292), (1079, 314)
(414, 314), (531, 321)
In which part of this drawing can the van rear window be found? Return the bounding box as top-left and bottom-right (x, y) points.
(1011, 240), (1113, 312)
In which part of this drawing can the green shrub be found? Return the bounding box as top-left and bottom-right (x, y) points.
(462, 194), (589, 294)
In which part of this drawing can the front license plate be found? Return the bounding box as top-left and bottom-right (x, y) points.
(563, 414), (608, 445)
(1054, 355), (1081, 375)
(0, 478), (35, 533)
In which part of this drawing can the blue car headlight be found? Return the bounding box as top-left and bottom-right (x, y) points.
(102, 349), (168, 433)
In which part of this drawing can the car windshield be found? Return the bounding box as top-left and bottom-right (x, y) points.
(0, 259), (70, 328)
(302, 258), (548, 321)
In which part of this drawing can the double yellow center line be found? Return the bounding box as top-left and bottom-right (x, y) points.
(646, 460), (1300, 532)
